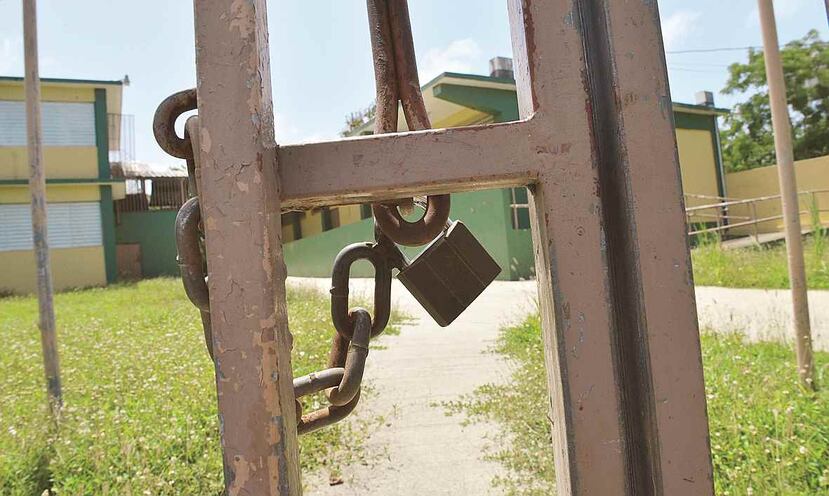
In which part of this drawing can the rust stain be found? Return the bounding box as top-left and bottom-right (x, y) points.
(228, 0), (256, 39)
(201, 127), (212, 153)
(228, 454), (252, 496)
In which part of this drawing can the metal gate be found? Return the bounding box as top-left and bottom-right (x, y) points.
(165, 1), (714, 494)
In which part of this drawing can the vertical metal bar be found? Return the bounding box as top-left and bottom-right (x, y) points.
(752, 202), (760, 243)
(23, 0), (62, 415)
(509, 0), (713, 493)
(508, 1), (627, 492)
(757, 0), (816, 390)
(192, 1), (301, 494)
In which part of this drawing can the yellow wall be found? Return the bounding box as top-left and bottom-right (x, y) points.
(726, 155), (829, 235)
(676, 128), (721, 224)
(0, 246), (106, 294)
(0, 84), (95, 103)
(338, 205), (363, 227)
(300, 209), (324, 238)
(0, 184), (101, 204)
(0, 80), (121, 116)
(0, 147), (99, 180)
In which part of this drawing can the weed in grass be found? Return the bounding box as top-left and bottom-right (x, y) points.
(444, 314), (829, 495)
(0, 278), (401, 495)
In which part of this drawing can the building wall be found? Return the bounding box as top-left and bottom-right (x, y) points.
(0, 79), (120, 293)
(725, 155), (829, 235)
(0, 186), (107, 293)
(0, 246), (106, 294)
(115, 211), (180, 278)
(283, 189), (519, 280)
(283, 84), (724, 281)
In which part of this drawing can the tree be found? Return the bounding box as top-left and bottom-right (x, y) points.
(721, 30), (829, 172)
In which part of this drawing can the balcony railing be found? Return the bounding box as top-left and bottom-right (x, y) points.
(108, 113), (135, 164)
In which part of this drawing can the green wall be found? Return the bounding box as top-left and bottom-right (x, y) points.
(284, 189), (518, 280)
(115, 211), (179, 278)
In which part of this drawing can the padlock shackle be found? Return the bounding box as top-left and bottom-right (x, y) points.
(330, 242), (392, 339)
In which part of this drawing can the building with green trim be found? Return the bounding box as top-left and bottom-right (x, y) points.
(0, 76), (126, 293)
(282, 61), (728, 280)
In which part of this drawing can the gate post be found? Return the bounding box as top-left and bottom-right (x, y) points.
(509, 1), (714, 493)
(192, 1), (301, 494)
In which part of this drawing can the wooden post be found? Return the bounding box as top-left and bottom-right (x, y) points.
(757, 0), (816, 390)
(192, 1), (301, 494)
(23, 0), (62, 414)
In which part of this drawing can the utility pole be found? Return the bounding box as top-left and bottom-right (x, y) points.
(23, 0), (62, 413)
(757, 0), (816, 390)
(825, 0), (829, 29)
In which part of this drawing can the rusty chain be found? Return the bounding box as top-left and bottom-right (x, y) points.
(153, 0), (445, 436)
(155, 89), (403, 436)
(367, 0), (451, 246)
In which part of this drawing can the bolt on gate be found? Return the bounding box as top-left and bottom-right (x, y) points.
(158, 0), (715, 494)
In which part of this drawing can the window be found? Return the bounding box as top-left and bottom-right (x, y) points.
(510, 187), (531, 230)
(360, 204), (372, 220)
(0, 101), (95, 147)
(0, 202), (102, 252)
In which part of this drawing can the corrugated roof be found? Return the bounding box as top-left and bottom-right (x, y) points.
(111, 161), (187, 179)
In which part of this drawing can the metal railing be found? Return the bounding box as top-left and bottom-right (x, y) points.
(685, 189), (829, 240)
(114, 177), (189, 223)
(108, 113), (135, 163)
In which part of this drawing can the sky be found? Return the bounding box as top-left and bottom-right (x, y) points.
(0, 0), (827, 167)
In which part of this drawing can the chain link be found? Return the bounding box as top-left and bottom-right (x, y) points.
(367, 0), (451, 246)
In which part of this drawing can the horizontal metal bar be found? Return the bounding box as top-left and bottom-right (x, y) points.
(277, 119), (550, 209)
(686, 189), (829, 213)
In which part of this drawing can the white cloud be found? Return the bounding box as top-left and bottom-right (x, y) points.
(0, 38), (22, 75)
(418, 39), (482, 83)
(661, 10), (702, 51)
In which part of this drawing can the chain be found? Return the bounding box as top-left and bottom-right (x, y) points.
(152, 0), (436, 437)
(154, 90), (402, 436)
(367, 0), (451, 247)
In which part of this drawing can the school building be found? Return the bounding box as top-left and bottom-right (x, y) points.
(0, 76), (127, 293)
(0, 59), (734, 292)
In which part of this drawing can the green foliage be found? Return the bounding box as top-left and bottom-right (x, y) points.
(0, 279), (398, 495)
(721, 30), (829, 172)
(446, 315), (829, 495)
(342, 104), (376, 137)
(691, 237), (829, 289)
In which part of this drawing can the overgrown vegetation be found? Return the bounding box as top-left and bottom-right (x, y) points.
(721, 30), (829, 172)
(0, 279), (400, 495)
(691, 234), (829, 289)
(445, 315), (829, 495)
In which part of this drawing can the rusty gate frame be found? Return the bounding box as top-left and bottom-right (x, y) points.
(190, 1), (714, 494)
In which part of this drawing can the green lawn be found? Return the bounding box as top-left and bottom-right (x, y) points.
(445, 314), (829, 495)
(692, 235), (829, 289)
(0, 278), (398, 495)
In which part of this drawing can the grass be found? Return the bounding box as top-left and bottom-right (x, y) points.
(0, 278), (402, 495)
(691, 234), (829, 290)
(444, 314), (829, 495)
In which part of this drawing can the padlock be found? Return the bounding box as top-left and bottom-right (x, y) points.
(396, 220), (501, 327)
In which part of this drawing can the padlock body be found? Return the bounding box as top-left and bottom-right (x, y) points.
(398, 221), (501, 326)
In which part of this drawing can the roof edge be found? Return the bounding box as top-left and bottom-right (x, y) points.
(0, 75), (123, 86)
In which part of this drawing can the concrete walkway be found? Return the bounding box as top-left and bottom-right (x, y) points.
(696, 285), (829, 351)
(290, 277), (536, 495)
(289, 277), (829, 494)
